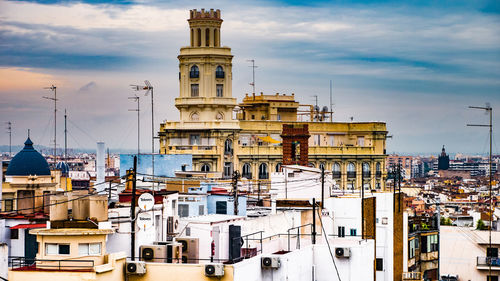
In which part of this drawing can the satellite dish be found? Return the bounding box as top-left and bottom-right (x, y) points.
(136, 212), (153, 230)
(322, 106), (329, 112)
(138, 193), (155, 211)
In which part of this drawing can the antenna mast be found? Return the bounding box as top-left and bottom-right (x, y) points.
(330, 80), (333, 122)
(43, 85), (57, 165)
(247, 59), (258, 94)
(6, 122), (12, 158)
(128, 96), (140, 155)
(64, 109), (67, 161)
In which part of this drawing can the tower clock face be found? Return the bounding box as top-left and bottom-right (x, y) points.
(216, 113), (223, 120)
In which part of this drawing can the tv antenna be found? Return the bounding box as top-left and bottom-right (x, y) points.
(43, 85), (57, 165)
(128, 96), (140, 155)
(5, 121), (12, 158)
(247, 59), (258, 94)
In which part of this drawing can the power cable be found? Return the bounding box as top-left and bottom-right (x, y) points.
(316, 207), (342, 281)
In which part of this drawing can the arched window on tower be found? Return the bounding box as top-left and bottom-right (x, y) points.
(242, 163), (252, 179)
(215, 66), (224, 79)
(190, 65), (199, 78)
(214, 28), (219, 46)
(275, 163), (282, 172)
(376, 162), (381, 178)
(259, 163), (269, 179)
(206, 28), (210, 47)
(197, 28), (201, 47)
(347, 162), (356, 179)
(362, 162), (371, 178)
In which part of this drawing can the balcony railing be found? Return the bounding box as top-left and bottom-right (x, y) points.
(216, 71), (225, 78)
(362, 171), (371, 178)
(242, 173), (252, 180)
(259, 173), (269, 180)
(376, 171), (382, 178)
(477, 256), (500, 268)
(10, 257), (94, 272)
(347, 172), (356, 179)
(332, 171), (341, 179)
(402, 272), (422, 280)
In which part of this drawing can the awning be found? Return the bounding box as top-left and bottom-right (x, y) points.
(10, 223), (46, 229)
(257, 136), (281, 144)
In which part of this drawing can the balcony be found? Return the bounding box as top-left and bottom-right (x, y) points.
(10, 257), (94, 272)
(376, 171), (382, 178)
(362, 171), (371, 178)
(242, 172), (252, 180)
(402, 272), (422, 281)
(259, 173), (269, 180)
(477, 257), (500, 270)
(347, 172), (356, 179)
(332, 171), (341, 179)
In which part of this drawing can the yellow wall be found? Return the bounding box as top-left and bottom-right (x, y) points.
(128, 263), (234, 281)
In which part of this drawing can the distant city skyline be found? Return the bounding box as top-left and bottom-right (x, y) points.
(0, 0), (499, 154)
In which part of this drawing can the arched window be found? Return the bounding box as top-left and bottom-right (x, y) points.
(190, 65), (199, 78)
(308, 163), (315, 168)
(242, 163), (252, 179)
(275, 163), (282, 172)
(224, 139), (232, 155)
(215, 66), (224, 78)
(201, 164), (210, 172)
(214, 28), (219, 46)
(190, 29), (194, 46)
(206, 28), (210, 46)
(332, 162), (341, 178)
(259, 163), (268, 179)
(376, 162), (381, 178)
(347, 162), (356, 178)
(319, 162), (326, 171)
(197, 28), (201, 47)
(362, 162), (371, 178)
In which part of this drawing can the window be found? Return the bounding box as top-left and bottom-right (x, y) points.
(313, 134), (321, 146)
(10, 229), (18, 240)
(4, 199), (13, 211)
(382, 217), (388, 225)
(199, 205), (205, 216)
(224, 162), (232, 178)
(191, 84), (199, 97)
(347, 163), (356, 178)
(178, 204), (189, 217)
(224, 139), (232, 155)
(338, 226), (345, 238)
(275, 163), (282, 173)
(350, 228), (357, 236)
(201, 164), (210, 172)
(409, 239), (416, 259)
(488, 276), (499, 281)
(242, 163), (252, 179)
(186, 227), (191, 236)
(190, 134), (200, 145)
(216, 84), (223, 97)
(319, 163), (325, 171)
(422, 234), (438, 253)
(357, 136), (365, 146)
(190, 65), (199, 78)
(329, 135), (335, 146)
(216, 201), (227, 214)
(215, 66), (224, 78)
(259, 163), (269, 179)
(332, 163), (341, 178)
(46, 243), (70, 255)
(376, 258), (383, 271)
(487, 247), (499, 257)
(78, 243), (101, 256)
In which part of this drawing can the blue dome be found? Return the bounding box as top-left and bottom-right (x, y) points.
(55, 161), (69, 176)
(5, 137), (51, 176)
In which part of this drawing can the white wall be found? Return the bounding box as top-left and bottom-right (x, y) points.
(374, 193), (394, 281)
(0, 243), (7, 280)
(271, 167), (333, 200)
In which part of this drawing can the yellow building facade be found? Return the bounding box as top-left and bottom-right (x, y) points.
(159, 9), (388, 191)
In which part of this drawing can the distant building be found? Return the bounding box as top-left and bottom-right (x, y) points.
(438, 146), (450, 170)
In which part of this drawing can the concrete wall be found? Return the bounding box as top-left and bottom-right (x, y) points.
(0, 243), (7, 281)
(207, 195), (247, 216)
(374, 193), (395, 281)
(127, 262), (234, 281)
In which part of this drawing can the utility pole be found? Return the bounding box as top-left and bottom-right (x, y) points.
(232, 170), (240, 215)
(312, 198), (317, 245)
(128, 96), (140, 155)
(247, 59), (258, 94)
(321, 165), (325, 209)
(398, 163), (402, 212)
(64, 109), (67, 161)
(467, 103), (493, 277)
(5, 122), (11, 158)
(130, 156), (138, 261)
(43, 85), (57, 165)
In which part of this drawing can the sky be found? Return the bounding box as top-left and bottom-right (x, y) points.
(0, 0), (499, 155)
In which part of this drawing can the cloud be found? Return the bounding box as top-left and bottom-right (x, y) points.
(78, 81), (97, 92)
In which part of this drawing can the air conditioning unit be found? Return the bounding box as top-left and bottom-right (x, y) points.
(166, 242), (183, 264)
(261, 256), (280, 269)
(205, 263), (224, 277)
(126, 261), (146, 275)
(176, 237), (199, 264)
(140, 245), (167, 263)
(167, 215), (180, 235)
(335, 247), (351, 258)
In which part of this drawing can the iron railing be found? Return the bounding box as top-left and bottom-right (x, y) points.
(477, 256), (500, 267)
(10, 257), (94, 272)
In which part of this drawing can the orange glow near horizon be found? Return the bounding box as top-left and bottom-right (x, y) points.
(0, 68), (60, 91)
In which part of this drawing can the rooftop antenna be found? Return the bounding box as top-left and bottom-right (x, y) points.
(43, 85), (57, 165)
(131, 81), (155, 190)
(128, 95), (140, 156)
(5, 121), (12, 158)
(247, 59), (258, 94)
(64, 109), (67, 161)
(330, 80), (333, 122)
(467, 102), (493, 278)
(312, 95), (319, 121)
